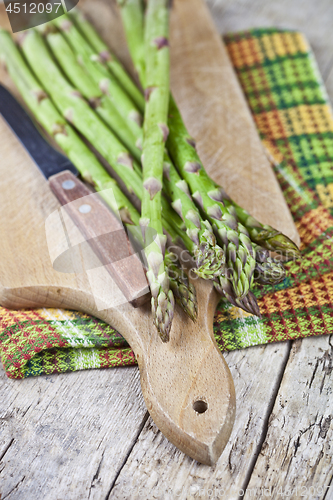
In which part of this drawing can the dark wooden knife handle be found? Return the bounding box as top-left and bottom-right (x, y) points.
(49, 171), (150, 307)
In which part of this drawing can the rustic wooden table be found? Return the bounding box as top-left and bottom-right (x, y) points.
(1, 1), (333, 499)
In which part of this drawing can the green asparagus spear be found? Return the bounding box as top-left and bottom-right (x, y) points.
(166, 253), (198, 322)
(253, 244), (286, 285)
(116, 0), (145, 86)
(39, 23), (141, 161)
(166, 95), (256, 300)
(51, 15), (143, 144)
(140, 0), (174, 341)
(69, 7), (145, 111)
(210, 182), (300, 259)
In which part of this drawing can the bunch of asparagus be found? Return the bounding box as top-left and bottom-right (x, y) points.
(0, 28), (197, 329)
(0, 0), (300, 341)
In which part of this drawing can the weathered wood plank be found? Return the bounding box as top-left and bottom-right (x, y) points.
(110, 343), (291, 499)
(0, 363), (148, 500)
(245, 336), (333, 500)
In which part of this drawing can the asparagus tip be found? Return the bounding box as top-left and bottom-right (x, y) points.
(214, 281), (261, 317)
(267, 233), (301, 260)
(167, 253), (198, 322)
(193, 240), (225, 281)
(255, 257), (286, 285)
(228, 290), (261, 317)
(152, 289), (175, 342)
(172, 281), (198, 323)
(254, 231), (301, 260)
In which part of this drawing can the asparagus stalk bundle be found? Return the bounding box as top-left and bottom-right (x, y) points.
(65, 4), (300, 285)
(115, 0), (300, 259)
(0, 28), (197, 324)
(162, 156), (225, 282)
(18, 19), (175, 339)
(18, 30), (145, 201)
(1, 0), (301, 320)
(227, 202), (299, 259)
(166, 95), (257, 299)
(59, 5), (260, 315)
(20, 26), (217, 290)
(51, 14), (143, 144)
(208, 180), (300, 259)
(68, 7), (145, 111)
(115, 0), (300, 306)
(38, 23), (141, 161)
(115, 0), (257, 308)
(70, 2), (299, 266)
(58, 8), (225, 284)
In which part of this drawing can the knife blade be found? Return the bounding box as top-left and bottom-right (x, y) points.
(0, 84), (150, 307)
(0, 84), (78, 179)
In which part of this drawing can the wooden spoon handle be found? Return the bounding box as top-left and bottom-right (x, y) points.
(99, 279), (236, 465)
(1, 269), (235, 465)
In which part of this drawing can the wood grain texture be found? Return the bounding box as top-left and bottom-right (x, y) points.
(0, 363), (149, 500)
(110, 343), (292, 499)
(246, 336), (333, 499)
(1, 0), (331, 497)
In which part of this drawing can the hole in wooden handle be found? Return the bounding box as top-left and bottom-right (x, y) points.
(193, 400), (208, 414)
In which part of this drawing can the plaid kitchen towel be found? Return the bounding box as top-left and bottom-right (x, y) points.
(2, 28), (333, 379)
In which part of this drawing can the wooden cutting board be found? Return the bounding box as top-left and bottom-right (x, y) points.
(0, 0), (299, 465)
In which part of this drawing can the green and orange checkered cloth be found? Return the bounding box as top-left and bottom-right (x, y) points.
(2, 28), (333, 379)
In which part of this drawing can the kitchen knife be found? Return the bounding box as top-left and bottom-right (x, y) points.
(0, 84), (150, 307)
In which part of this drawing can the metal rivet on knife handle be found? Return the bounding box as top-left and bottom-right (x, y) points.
(78, 204), (92, 214)
(62, 179), (76, 190)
